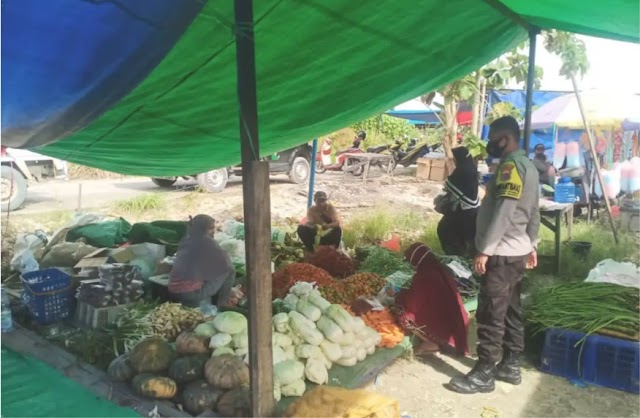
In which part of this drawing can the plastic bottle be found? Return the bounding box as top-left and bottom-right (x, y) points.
(1, 287), (13, 333)
(553, 142), (567, 169)
(566, 141), (581, 168)
(554, 177), (576, 203)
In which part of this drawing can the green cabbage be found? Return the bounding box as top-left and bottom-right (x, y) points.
(294, 344), (322, 359)
(274, 383), (282, 402)
(319, 340), (342, 362)
(325, 304), (356, 332)
(283, 294), (299, 311)
(212, 311), (248, 335)
(281, 378), (306, 397)
(209, 333), (232, 348)
(288, 311), (323, 346)
(212, 347), (235, 357)
(274, 360), (305, 385)
(233, 330), (249, 349)
(272, 313), (289, 333)
(235, 347), (248, 357)
(357, 348), (367, 362)
(194, 322), (217, 338)
(335, 356), (357, 367)
(273, 346), (287, 365)
(316, 315), (344, 343)
(273, 332), (293, 348)
(305, 357), (328, 385)
(340, 345), (357, 359)
(296, 299), (322, 322)
(308, 290), (331, 312)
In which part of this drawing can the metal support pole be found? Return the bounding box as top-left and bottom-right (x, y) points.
(523, 27), (539, 154)
(571, 75), (619, 244)
(234, 0), (275, 415)
(308, 139), (318, 208)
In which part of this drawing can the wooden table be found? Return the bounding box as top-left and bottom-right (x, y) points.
(342, 153), (394, 186)
(539, 200), (574, 274)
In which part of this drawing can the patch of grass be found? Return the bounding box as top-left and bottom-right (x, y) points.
(343, 205), (431, 248)
(115, 193), (166, 215)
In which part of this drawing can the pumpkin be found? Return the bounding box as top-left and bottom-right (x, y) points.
(129, 337), (175, 373)
(216, 388), (251, 417)
(168, 355), (208, 384)
(204, 354), (250, 390)
(182, 380), (223, 416)
(107, 354), (135, 382)
(176, 332), (210, 355)
(131, 373), (178, 399)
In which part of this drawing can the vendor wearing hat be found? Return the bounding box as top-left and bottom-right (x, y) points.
(297, 191), (342, 252)
(533, 143), (556, 187)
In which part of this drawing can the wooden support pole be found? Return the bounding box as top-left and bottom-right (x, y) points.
(571, 75), (619, 244)
(234, 0), (275, 416)
(308, 139), (318, 208)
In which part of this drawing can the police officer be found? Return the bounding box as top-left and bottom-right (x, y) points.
(448, 116), (540, 394)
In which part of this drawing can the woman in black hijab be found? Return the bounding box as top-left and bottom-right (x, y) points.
(437, 147), (480, 257)
(168, 214), (235, 308)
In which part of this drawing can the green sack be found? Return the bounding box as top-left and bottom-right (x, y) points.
(66, 218), (132, 248)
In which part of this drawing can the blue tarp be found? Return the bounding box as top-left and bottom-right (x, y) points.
(484, 89), (571, 153)
(385, 110), (441, 125)
(1, 0), (204, 149)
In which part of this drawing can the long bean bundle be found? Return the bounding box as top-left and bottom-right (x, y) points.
(527, 282), (640, 341)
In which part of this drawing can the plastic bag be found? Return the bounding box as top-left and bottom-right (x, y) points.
(10, 232), (47, 271)
(584, 259), (640, 289)
(284, 386), (399, 418)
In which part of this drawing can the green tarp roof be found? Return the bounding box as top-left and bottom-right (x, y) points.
(38, 0), (639, 176)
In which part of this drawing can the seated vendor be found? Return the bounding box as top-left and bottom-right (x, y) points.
(395, 243), (469, 356)
(168, 214), (235, 309)
(532, 144), (556, 188)
(297, 191), (342, 252)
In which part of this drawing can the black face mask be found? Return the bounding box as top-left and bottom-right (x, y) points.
(487, 138), (506, 158)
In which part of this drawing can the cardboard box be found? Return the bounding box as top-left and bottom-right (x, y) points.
(428, 158), (449, 181)
(416, 158), (432, 179)
(74, 247), (135, 269)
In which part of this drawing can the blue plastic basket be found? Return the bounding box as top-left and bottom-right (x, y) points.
(583, 334), (640, 394)
(21, 268), (73, 325)
(539, 328), (586, 381)
(540, 328), (640, 394)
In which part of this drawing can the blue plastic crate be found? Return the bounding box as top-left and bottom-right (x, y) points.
(540, 328), (640, 394)
(21, 268), (73, 325)
(539, 328), (587, 381)
(583, 334), (640, 394)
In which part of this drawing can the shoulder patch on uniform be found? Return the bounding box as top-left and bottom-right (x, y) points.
(495, 161), (523, 199)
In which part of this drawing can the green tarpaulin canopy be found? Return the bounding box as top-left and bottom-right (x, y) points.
(38, 0), (639, 176)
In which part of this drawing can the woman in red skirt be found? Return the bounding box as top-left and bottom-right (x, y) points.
(395, 242), (469, 355)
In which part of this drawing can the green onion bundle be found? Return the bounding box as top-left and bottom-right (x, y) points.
(527, 282), (640, 341)
(359, 246), (412, 278)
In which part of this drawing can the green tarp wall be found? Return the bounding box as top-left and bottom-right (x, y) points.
(37, 0), (639, 176)
(1, 346), (140, 418)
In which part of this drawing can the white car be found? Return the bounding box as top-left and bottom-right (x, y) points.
(1, 147), (65, 212)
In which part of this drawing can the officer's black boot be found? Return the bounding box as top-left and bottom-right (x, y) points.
(496, 352), (522, 385)
(448, 360), (496, 394)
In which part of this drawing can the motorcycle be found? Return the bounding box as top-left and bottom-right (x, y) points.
(367, 139), (441, 172)
(315, 138), (364, 176)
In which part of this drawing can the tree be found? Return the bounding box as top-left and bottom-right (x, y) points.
(423, 30), (588, 159)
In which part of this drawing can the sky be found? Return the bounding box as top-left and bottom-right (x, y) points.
(510, 35), (640, 93)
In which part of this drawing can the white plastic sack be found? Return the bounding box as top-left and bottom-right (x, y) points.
(10, 233), (47, 271)
(585, 259), (640, 289)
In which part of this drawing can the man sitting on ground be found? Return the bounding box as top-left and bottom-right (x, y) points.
(297, 191), (342, 252)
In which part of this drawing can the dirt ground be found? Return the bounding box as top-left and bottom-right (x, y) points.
(3, 169), (639, 417)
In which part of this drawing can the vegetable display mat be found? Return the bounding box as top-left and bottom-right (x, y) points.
(1, 346), (140, 417)
(277, 338), (410, 413)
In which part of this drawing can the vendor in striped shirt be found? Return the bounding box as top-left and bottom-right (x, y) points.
(436, 146), (480, 257)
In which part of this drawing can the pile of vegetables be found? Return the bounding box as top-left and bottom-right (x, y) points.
(305, 246), (358, 278)
(359, 246), (412, 277)
(343, 306), (405, 349)
(147, 303), (206, 342)
(527, 282), (640, 341)
(271, 242), (306, 269)
(269, 282), (381, 400)
(108, 332), (252, 417)
(272, 263), (333, 299)
(318, 273), (386, 305)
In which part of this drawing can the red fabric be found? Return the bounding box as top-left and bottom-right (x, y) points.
(395, 243), (469, 354)
(456, 111), (473, 125)
(168, 278), (202, 293)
